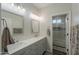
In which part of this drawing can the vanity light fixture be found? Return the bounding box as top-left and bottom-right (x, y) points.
(17, 6), (21, 9)
(2, 3), (26, 16)
(30, 13), (43, 20)
(18, 6), (26, 12)
(11, 3), (26, 12)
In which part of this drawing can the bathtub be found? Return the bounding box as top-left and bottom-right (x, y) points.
(7, 36), (47, 55)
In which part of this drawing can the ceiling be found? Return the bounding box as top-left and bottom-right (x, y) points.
(33, 3), (51, 9)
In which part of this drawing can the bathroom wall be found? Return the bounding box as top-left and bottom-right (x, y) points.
(72, 4), (79, 26)
(22, 3), (46, 39)
(41, 3), (72, 52)
(16, 3), (46, 41)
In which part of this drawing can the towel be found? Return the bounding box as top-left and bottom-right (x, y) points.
(2, 27), (15, 53)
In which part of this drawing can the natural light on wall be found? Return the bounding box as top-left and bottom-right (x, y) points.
(30, 13), (43, 21)
(1, 3), (26, 16)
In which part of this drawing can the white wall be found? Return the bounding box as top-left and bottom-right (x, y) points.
(72, 4), (79, 26)
(41, 3), (72, 53)
(20, 3), (46, 40)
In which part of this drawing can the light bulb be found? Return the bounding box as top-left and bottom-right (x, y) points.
(17, 6), (21, 9)
(11, 3), (14, 6)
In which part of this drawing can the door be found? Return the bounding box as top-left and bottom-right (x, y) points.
(52, 15), (66, 55)
(51, 12), (71, 55)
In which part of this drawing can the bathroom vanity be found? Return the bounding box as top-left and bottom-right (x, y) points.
(7, 36), (47, 55)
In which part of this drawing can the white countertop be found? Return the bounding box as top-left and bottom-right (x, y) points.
(7, 36), (46, 54)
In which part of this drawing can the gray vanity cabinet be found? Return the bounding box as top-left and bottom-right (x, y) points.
(12, 38), (47, 55)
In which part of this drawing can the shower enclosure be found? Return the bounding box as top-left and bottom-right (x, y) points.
(52, 15), (67, 55)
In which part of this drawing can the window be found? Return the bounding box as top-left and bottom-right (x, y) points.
(53, 20), (56, 24)
(53, 19), (62, 24)
(57, 19), (61, 24)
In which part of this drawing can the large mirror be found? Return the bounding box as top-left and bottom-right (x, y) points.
(31, 20), (40, 33)
(1, 10), (24, 34)
(1, 8), (24, 44)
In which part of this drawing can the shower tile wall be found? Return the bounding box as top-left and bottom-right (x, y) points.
(76, 25), (79, 54)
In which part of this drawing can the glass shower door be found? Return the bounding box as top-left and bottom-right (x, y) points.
(52, 15), (66, 55)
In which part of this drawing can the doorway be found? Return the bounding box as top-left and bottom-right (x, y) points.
(52, 14), (68, 55)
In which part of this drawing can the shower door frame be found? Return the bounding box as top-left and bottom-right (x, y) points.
(51, 11), (72, 55)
